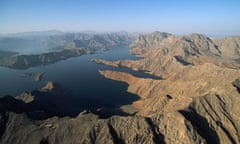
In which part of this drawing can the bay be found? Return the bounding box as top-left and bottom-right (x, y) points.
(0, 46), (139, 108)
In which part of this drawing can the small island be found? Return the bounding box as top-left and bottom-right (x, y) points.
(34, 72), (45, 82)
(21, 72), (45, 82)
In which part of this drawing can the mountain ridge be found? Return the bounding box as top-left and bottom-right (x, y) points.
(92, 32), (240, 143)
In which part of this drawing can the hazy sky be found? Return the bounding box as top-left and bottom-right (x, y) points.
(0, 0), (239, 36)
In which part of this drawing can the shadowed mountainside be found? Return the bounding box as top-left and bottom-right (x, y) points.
(0, 82), (163, 144)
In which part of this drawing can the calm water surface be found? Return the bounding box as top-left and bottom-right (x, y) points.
(0, 47), (143, 108)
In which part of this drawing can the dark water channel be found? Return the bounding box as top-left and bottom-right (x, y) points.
(0, 46), (159, 109)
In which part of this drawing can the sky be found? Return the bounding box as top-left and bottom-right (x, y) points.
(0, 0), (240, 36)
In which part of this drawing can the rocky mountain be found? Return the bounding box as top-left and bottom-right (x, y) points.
(0, 82), (164, 144)
(93, 32), (240, 143)
(1, 32), (240, 144)
(96, 32), (240, 77)
(214, 36), (240, 59)
(129, 31), (172, 49)
(0, 32), (133, 69)
(0, 49), (89, 69)
(69, 33), (131, 51)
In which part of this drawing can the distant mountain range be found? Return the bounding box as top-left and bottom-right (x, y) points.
(0, 32), (134, 69)
(0, 30), (63, 38)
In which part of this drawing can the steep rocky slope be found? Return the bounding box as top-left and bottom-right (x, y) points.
(95, 32), (240, 78)
(214, 36), (240, 59)
(94, 32), (240, 143)
(0, 82), (164, 144)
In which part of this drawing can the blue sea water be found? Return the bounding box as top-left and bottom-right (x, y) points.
(0, 46), (142, 107)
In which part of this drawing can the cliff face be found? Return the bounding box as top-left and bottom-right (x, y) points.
(1, 32), (240, 144)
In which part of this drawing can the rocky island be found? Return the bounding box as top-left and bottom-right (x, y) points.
(21, 72), (45, 82)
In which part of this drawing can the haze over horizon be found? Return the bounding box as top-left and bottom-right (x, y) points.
(0, 0), (240, 36)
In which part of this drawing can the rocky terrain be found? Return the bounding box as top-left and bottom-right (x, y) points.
(0, 82), (163, 144)
(1, 32), (240, 144)
(94, 32), (240, 143)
